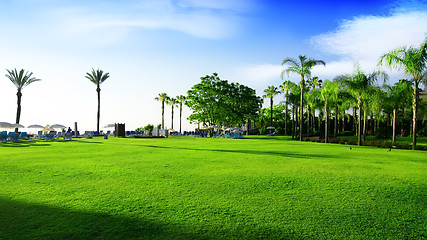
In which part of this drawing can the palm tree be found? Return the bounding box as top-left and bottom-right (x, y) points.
(155, 93), (169, 129)
(321, 80), (340, 143)
(263, 86), (280, 127)
(306, 76), (322, 134)
(379, 38), (427, 149)
(167, 97), (179, 130)
(176, 95), (186, 134)
(280, 80), (294, 135)
(86, 68), (110, 135)
(343, 63), (388, 145)
(282, 55), (326, 140)
(5, 69), (41, 132)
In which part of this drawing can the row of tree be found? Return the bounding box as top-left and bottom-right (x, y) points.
(262, 38), (427, 149)
(154, 93), (186, 133)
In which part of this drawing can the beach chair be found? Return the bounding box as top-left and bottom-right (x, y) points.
(45, 133), (55, 141)
(10, 133), (20, 143)
(0, 133), (8, 143)
(19, 132), (29, 140)
(64, 132), (72, 140)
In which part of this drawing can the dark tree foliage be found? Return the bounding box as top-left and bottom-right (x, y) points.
(186, 73), (262, 127)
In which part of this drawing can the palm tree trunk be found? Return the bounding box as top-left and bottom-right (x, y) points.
(401, 107), (405, 136)
(161, 101), (165, 129)
(325, 101), (329, 143)
(334, 105), (338, 138)
(15, 90), (22, 133)
(270, 98), (273, 127)
(97, 87), (101, 134)
(353, 106), (357, 136)
(392, 108), (397, 144)
(171, 106), (174, 130)
(412, 82), (418, 149)
(285, 102), (288, 135)
(299, 78), (304, 141)
(358, 99), (362, 146)
(363, 109), (367, 142)
(307, 106), (311, 135)
(292, 105), (295, 140)
(179, 103), (182, 134)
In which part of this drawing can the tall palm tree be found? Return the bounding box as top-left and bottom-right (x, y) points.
(379, 38), (427, 149)
(155, 93), (169, 129)
(86, 68), (110, 135)
(282, 55), (326, 140)
(263, 86), (280, 127)
(280, 80), (294, 135)
(321, 80), (340, 143)
(6, 69), (41, 132)
(343, 63), (388, 146)
(176, 95), (186, 134)
(167, 97), (179, 130)
(306, 76), (322, 134)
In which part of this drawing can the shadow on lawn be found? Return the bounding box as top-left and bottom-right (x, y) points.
(0, 142), (51, 148)
(0, 197), (210, 240)
(142, 145), (337, 159)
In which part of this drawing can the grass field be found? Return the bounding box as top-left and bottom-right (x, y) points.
(0, 136), (426, 239)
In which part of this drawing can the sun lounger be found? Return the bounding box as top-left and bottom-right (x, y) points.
(64, 132), (72, 140)
(9, 133), (20, 143)
(82, 131), (93, 138)
(0, 134), (8, 143)
(45, 133), (55, 141)
(19, 132), (29, 140)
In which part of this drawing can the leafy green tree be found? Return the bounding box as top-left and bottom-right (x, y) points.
(86, 68), (110, 134)
(176, 95), (186, 134)
(186, 73), (261, 128)
(379, 38), (427, 149)
(282, 55), (326, 140)
(5, 69), (41, 132)
(263, 85), (280, 127)
(155, 93), (169, 129)
(343, 63), (387, 145)
(144, 124), (154, 134)
(167, 97), (179, 130)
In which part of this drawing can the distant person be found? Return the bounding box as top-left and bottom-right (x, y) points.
(67, 127), (72, 133)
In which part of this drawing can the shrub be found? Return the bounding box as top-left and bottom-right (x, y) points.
(337, 131), (353, 136)
(376, 127), (392, 140)
(312, 130), (323, 136)
(414, 145), (427, 151)
(395, 143), (411, 150)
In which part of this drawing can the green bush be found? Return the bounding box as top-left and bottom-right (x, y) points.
(376, 127), (392, 140)
(312, 130), (323, 136)
(337, 131), (353, 136)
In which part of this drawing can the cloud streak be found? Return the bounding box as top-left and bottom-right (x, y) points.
(310, 10), (427, 77)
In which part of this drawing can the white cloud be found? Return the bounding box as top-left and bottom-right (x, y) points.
(47, 0), (250, 43)
(310, 10), (427, 81)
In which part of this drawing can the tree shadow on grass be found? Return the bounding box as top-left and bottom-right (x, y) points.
(141, 145), (338, 159)
(0, 197), (209, 240)
(0, 142), (51, 148)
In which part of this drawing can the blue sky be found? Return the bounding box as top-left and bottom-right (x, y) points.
(1, 0), (426, 132)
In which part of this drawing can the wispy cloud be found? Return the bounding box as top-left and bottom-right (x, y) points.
(310, 9), (427, 77)
(47, 0), (254, 43)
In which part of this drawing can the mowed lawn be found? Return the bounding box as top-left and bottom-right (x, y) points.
(0, 136), (425, 239)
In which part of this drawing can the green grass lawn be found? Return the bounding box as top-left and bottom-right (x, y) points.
(0, 136), (426, 239)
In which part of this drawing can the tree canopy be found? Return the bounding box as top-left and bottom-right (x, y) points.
(186, 73), (262, 127)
